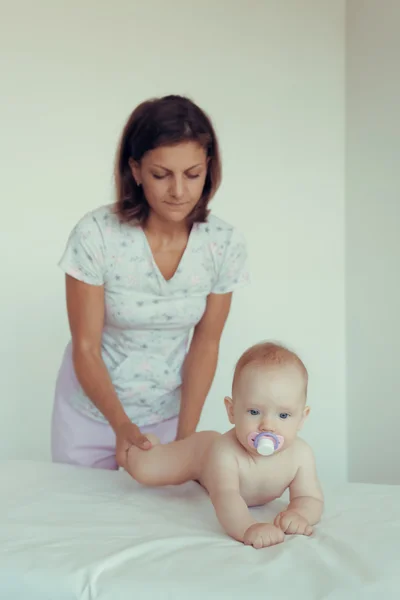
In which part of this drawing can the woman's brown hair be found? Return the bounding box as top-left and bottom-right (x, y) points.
(114, 95), (222, 225)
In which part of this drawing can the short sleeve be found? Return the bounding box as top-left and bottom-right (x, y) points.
(58, 212), (106, 285)
(211, 228), (250, 294)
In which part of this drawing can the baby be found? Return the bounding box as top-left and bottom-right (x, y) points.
(126, 341), (324, 549)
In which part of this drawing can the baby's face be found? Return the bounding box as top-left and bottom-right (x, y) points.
(226, 363), (309, 456)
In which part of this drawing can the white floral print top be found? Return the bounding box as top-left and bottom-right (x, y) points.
(58, 204), (249, 426)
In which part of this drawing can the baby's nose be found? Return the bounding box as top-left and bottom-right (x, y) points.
(260, 418), (275, 432)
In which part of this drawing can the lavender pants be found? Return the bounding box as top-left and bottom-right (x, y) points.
(51, 346), (178, 470)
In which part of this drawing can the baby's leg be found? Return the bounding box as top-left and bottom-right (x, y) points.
(126, 431), (218, 487)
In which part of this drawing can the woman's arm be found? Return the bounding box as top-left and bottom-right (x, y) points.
(65, 275), (130, 432)
(176, 292), (232, 440)
(66, 275), (152, 465)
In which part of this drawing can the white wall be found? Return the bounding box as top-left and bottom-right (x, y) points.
(0, 0), (346, 484)
(346, 0), (400, 484)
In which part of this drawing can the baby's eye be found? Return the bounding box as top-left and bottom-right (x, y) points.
(248, 409), (260, 416)
(279, 412), (290, 420)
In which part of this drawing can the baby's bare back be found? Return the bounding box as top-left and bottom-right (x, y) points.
(128, 428), (301, 506)
(180, 430), (222, 481)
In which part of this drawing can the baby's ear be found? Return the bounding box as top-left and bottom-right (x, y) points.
(298, 406), (311, 431)
(224, 396), (235, 424)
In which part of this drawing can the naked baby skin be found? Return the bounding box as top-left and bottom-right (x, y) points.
(126, 342), (324, 549)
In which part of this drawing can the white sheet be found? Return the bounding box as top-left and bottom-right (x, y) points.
(1, 460), (399, 600)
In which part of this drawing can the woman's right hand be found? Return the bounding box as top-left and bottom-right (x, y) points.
(115, 421), (152, 469)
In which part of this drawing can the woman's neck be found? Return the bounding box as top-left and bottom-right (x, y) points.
(144, 211), (189, 240)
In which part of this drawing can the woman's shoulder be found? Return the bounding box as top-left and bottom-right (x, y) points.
(75, 204), (119, 229)
(199, 213), (246, 248)
(71, 204), (138, 239)
(203, 213), (235, 235)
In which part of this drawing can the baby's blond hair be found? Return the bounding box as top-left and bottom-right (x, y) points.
(232, 341), (308, 395)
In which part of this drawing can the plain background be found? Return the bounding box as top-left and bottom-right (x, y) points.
(3, 0), (392, 486)
(346, 0), (400, 485)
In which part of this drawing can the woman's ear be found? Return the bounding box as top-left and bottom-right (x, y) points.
(128, 158), (141, 186)
(224, 396), (235, 424)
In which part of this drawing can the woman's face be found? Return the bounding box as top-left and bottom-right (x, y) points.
(130, 141), (208, 224)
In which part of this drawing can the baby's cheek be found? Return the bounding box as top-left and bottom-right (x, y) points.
(236, 427), (252, 449)
(243, 414), (258, 427)
(242, 422), (257, 440)
(282, 424), (298, 444)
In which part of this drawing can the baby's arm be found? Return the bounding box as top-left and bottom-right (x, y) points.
(274, 442), (324, 535)
(207, 447), (284, 548)
(207, 448), (256, 542)
(287, 442), (324, 524)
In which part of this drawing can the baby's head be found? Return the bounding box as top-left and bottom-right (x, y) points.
(225, 342), (310, 456)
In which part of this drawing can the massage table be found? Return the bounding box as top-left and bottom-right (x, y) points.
(1, 459), (399, 599)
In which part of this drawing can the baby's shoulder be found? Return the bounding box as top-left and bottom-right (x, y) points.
(206, 431), (239, 464)
(208, 429), (234, 451)
(201, 432), (241, 492)
(291, 437), (316, 466)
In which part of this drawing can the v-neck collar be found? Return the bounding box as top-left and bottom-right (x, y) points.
(140, 223), (198, 284)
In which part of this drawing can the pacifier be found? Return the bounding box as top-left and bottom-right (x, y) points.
(247, 431), (284, 456)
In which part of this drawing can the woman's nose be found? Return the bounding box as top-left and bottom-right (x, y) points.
(170, 176), (184, 198)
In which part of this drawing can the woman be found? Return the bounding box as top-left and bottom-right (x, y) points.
(51, 94), (249, 471)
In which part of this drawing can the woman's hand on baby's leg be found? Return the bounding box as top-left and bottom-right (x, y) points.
(115, 422), (156, 470)
(125, 435), (161, 483)
(243, 523), (285, 549)
(274, 510), (313, 536)
(125, 435), (200, 487)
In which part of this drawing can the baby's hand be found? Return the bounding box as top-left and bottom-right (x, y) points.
(274, 510), (313, 536)
(243, 523), (285, 549)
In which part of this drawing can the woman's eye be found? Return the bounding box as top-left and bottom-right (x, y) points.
(152, 173), (166, 180)
(248, 409), (260, 416)
(279, 413), (289, 419)
(186, 173), (200, 179)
